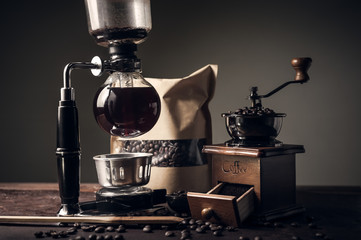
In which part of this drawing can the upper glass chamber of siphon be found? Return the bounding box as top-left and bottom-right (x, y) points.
(85, 0), (160, 138)
(84, 0), (152, 46)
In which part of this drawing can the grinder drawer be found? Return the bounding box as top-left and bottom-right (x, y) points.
(187, 183), (255, 227)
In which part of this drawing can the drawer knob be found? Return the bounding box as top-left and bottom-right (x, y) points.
(201, 207), (214, 219)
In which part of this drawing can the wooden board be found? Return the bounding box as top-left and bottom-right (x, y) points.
(0, 183), (100, 192)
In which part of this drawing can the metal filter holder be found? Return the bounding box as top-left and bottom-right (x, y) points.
(94, 153), (152, 188)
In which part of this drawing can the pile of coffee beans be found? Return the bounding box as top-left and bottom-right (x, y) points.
(33, 214), (333, 240)
(228, 107), (276, 117)
(33, 219), (237, 239)
(120, 139), (207, 167)
(34, 227), (78, 238)
(166, 190), (190, 213)
(34, 223), (126, 240)
(171, 218), (238, 239)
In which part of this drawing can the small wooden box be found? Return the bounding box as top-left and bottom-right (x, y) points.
(202, 144), (305, 221)
(187, 183), (255, 227)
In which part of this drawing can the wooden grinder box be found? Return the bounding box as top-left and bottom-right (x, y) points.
(188, 144), (305, 225)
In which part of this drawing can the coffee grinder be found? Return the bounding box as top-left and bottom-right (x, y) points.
(56, 0), (162, 216)
(188, 58), (312, 226)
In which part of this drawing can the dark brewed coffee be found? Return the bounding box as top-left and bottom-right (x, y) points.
(94, 86), (160, 137)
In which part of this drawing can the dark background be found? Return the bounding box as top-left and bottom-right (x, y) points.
(0, 0), (360, 186)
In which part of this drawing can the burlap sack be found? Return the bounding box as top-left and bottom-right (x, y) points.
(110, 64), (218, 193)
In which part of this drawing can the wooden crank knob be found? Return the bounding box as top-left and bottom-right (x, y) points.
(291, 57), (312, 82)
(201, 207), (214, 220)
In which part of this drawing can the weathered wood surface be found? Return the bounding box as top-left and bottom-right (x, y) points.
(0, 183), (99, 216)
(0, 183), (360, 240)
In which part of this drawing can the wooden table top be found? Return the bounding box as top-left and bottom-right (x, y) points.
(0, 183), (360, 240)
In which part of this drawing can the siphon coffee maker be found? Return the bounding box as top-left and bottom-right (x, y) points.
(56, 0), (161, 216)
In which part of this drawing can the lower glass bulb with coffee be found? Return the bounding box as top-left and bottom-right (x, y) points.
(93, 71), (160, 137)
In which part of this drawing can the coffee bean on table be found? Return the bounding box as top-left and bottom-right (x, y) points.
(58, 231), (68, 238)
(290, 222), (299, 227)
(177, 223), (187, 230)
(67, 227), (78, 234)
(190, 224), (197, 230)
(211, 226), (219, 231)
(308, 223), (317, 229)
(116, 225), (126, 233)
(96, 236), (104, 240)
(95, 226), (105, 233)
(180, 232), (190, 240)
(315, 232), (325, 238)
(106, 226), (115, 232)
(273, 222), (283, 228)
(59, 222), (68, 227)
(88, 234), (97, 240)
(50, 231), (59, 238)
(45, 230), (55, 237)
(254, 236), (262, 240)
(195, 227), (205, 233)
(210, 223), (218, 229)
(239, 237), (250, 240)
(74, 223), (81, 229)
(114, 234), (124, 240)
(165, 231), (175, 237)
(180, 229), (190, 239)
(34, 231), (43, 238)
(75, 236), (86, 240)
(161, 225), (169, 230)
(200, 224), (208, 231)
(104, 235), (113, 240)
(143, 225), (152, 233)
(226, 226), (236, 231)
(82, 226), (95, 232)
(181, 229), (190, 234)
(181, 219), (189, 225)
(196, 220), (204, 225)
(213, 230), (222, 236)
(263, 222), (272, 227)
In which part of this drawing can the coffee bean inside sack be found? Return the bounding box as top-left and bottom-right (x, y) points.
(120, 139), (207, 167)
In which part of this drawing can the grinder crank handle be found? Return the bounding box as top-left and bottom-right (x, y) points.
(291, 57), (312, 83)
(258, 57), (312, 100)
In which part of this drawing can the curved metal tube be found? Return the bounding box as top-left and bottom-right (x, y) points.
(63, 62), (98, 89)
